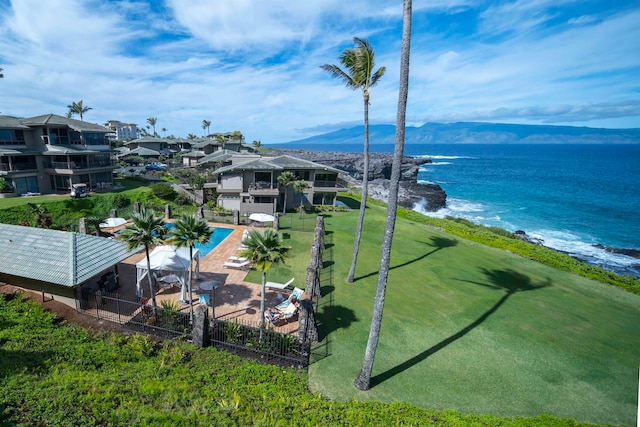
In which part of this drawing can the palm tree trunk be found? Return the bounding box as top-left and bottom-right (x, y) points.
(188, 246), (195, 324)
(145, 246), (159, 316)
(347, 95), (370, 283)
(260, 271), (267, 327)
(355, 0), (412, 391)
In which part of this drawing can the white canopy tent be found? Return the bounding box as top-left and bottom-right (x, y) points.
(135, 245), (200, 301)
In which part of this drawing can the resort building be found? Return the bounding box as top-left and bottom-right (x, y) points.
(0, 114), (115, 196)
(209, 154), (343, 216)
(104, 120), (138, 141)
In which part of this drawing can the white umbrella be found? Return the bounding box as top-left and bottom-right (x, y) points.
(249, 213), (275, 223)
(99, 217), (127, 228)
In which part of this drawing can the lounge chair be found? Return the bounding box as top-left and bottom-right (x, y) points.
(223, 260), (250, 269)
(228, 256), (248, 263)
(197, 293), (211, 305)
(265, 287), (304, 324)
(265, 277), (295, 290)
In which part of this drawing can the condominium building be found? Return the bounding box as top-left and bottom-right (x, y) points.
(0, 114), (115, 195)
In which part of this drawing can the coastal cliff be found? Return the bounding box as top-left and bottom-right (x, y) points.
(273, 149), (447, 211)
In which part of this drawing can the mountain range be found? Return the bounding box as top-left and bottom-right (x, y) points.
(285, 122), (640, 145)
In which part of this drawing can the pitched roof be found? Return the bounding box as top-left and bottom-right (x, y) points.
(267, 155), (342, 172)
(197, 151), (234, 165)
(214, 158), (284, 174)
(0, 115), (31, 129)
(20, 114), (110, 133)
(123, 147), (161, 156)
(124, 136), (170, 145)
(0, 224), (139, 287)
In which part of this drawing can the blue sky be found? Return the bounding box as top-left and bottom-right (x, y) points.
(0, 0), (638, 143)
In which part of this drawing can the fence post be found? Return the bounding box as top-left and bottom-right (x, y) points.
(164, 204), (172, 219)
(78, 217), (89, 234)
(110, 209), (118, 218)
(192, 305), (210, 347)
(134, 202), (141, 214)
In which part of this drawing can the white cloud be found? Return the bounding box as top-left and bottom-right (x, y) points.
(0, 0), (638, 142)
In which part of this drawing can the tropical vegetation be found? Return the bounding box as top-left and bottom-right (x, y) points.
(321, 36), (386, 284)
(167, 214), (213, 323)
(118, 207), (166, 314)
(2, 292), (608, 426)
(66, 100), (92, 121)
(239, 228), (290, 326)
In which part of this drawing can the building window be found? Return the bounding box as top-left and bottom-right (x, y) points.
(0, 129), (25, 145)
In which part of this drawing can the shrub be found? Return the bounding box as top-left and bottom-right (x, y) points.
(149, 182), (176, 200)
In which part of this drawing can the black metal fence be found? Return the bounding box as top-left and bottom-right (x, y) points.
(210, 318), (310, 369)
(77, 291), (310, 368)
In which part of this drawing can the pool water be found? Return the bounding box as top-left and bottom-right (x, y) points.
(164, 224), (234, 257)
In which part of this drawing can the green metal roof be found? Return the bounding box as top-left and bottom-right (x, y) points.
(0, 224), (139, 287)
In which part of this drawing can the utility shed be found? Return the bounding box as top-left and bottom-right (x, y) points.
(0, 223), (138, 307)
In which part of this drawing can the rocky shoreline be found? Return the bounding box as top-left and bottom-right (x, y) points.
(274, 149), (447, 211)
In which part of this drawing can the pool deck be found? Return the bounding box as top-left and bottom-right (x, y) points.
(114, 222), (299, 334)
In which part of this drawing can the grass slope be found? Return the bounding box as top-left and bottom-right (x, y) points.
(307, 204), (640, 426)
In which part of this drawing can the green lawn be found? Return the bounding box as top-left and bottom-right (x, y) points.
(294, 204), (640, 426)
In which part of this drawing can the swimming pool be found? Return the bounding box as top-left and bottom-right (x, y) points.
(164, 224), (234, 257)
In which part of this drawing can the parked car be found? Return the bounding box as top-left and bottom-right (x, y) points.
(145, 162), (167, 171)
(70, 183), (89, 198)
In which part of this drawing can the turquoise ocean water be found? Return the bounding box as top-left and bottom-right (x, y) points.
(269, 143), (640, 278)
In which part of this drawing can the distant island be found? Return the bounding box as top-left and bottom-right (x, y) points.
(283, 122), (640, 145)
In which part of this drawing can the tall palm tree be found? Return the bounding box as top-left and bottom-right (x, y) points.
(147, 117), (157, 136)
(354, 0), (412, 391)
(238, 228), (290, 326)
(252, 140), (262, 148)
(161, 127), (167, 137)
(67, 100), (93, 121)
(0, 68), (4, 78)
(118, 207), (166, 315)
(277, 171), (296, 214)
(293, 179), (309, 218)
(321, 37), (386, 283)
(167, 214), (213, 324)
(202, 120), (211, 137)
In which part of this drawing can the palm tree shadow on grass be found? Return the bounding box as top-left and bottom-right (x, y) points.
(355, 237), (458, 282)
(370, 268), (551, 388)
(316, 304), (358, 342)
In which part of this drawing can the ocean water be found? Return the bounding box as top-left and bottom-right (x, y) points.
(269, 142), (640, 278)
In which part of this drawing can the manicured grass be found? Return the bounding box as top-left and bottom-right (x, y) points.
(2, 294), (599, 426)
(0, 178), (147, 210)
(299, 203), (640, 426)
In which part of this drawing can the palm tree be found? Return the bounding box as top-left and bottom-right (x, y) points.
(202, 120), (211, 137)
(167, 214), (213, 324)
(187, 133), (197, 140)
(161, 127), (167, 137)
(293, 179), (309, 218)
(0, 68), (3, 78)
(354, 0), (413, 391)
(147, 117), (157, 136)
(27, 203), (51, 228)
(238, 228), (290, 326)
(215, 134), (226, 150)
(321, 37), (386, 283)
(252, 140), (262, 148)
(118, 207), (166, 315)
(66, 100), (93, 121)
(277, 171), (296, 214)
(86, 216), (107, 236)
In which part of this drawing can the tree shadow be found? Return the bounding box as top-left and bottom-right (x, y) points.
(320, 285), (335, 296)
(316, 304), (358, 341)
(0, 349), (54, 379)
(370, 268), (551, 388)
(355, 236), (458, 281)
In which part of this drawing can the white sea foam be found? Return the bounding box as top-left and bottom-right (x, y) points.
(415, 154), (475, 160)
(414, 198), (484, 218)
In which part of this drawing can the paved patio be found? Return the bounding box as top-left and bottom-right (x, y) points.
(113, 222), (300, 334)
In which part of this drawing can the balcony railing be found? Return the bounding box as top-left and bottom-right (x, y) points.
(313, 180), (340, 188)
(49, 160), (115, 170)
(0, 163), (38, 172)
